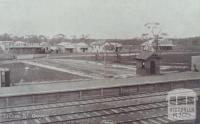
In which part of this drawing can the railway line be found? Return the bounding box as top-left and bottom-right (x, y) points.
(0, 88), (199, 124)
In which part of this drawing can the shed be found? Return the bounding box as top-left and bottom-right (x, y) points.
(136, 52), (161, 76)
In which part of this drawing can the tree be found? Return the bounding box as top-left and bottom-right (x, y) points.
(0, 33), (12, 41)
(142, 22), (168, 53)
(103, 42), (122, 63)
(24, 35), (40, 43)
(38, 35), (48, 42)
(49, 34), (67, 45)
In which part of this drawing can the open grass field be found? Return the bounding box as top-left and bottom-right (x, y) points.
(32, 58), (136, 79)
(0, 62), (86, 85)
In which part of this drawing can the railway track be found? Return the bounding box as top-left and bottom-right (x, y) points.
(0, 91), (166, 113)
(0, 101), (167, 124)
(0, 88), (199, 124)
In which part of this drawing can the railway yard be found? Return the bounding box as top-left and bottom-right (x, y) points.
(0, 1), (200, 123)
(0, 88), (199, 124)
(0, 55), (199, 124)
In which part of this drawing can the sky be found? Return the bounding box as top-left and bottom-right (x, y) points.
(0, 0), (199, 39)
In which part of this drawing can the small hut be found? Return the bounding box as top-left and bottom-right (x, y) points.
(136, 52), (161, 76)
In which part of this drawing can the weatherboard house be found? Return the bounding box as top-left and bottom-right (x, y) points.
(141, 39), (175, 51)
(136, 52), (161, 76)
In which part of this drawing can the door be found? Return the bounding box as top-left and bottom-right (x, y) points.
(150, 60), (156, 74)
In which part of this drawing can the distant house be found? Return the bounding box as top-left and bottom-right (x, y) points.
(14, 41), (26, 46)
(56, 42), (89, 53)
(9, 45), (45, 54)
(89, 41), (105, 53)
(76, 42), (89, 53)
(48, 46), (58, 53)
(9, 42), (45, 54)
(56, 42), (76, 53)
(0, 41), (14, 51)
(141, 39), (175, 51)
(89, 41), (122, 53)
(39, 42), (51, 53)
(103, 42), (122, 53)
(172, 38), (200, 51)
(40, 42), (50, 47)
(0, 41), (47, 54)
(158, 39), (175, 50)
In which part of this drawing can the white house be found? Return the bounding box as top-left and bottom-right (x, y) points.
(158, 39), (175, 50)
(76, 42), (89, 53)
(13, 41), (26, 46)
(56, 42), (76, 53)
(8, 41), (47, 54)
(89, 41), (123, 53)
(40, 42), (50, 46)
(0, 41), (14, 51)
(103, 42), (122, 52)
(89, 41), (105, 53)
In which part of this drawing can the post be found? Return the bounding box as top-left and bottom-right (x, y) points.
(101, 89), (104, 97)
(0, 71), (1, 87)
(79, 91), (82, 100)
(104, 50), (107, 77)
(196, 96), (200, 123)
(5, 69), (10, 87)
(155, 35), (159, 53)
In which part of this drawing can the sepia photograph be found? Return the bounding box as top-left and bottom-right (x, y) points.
(0, 0), (200, 123)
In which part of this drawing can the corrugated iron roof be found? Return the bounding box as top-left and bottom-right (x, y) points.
(57, 42), (76, 48)
(76, 42), (88, 48)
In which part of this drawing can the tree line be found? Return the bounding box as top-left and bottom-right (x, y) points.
(0, 33), (95, 45)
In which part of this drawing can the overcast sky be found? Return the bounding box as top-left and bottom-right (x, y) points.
(0, 0), (199, 39)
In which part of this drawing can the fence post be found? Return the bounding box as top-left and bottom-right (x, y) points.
(196, 96), (200, 123)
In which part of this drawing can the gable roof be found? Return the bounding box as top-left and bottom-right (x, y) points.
(57, 42), (76, 48)
(90, 40), (105, 46)
(76, 42), (88, 48)
(136, 52), (160, 60)
(103, 42), (122, 47)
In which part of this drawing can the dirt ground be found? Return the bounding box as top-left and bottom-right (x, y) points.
(0, 62), (87, 85)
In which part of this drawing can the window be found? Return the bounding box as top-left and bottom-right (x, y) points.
(177, 96), (186, 105)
